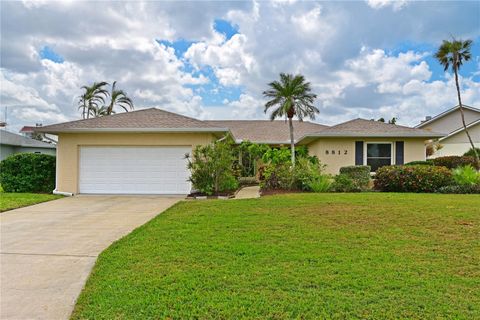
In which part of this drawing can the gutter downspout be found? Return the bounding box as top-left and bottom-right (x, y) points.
(52, 144), (73, 196)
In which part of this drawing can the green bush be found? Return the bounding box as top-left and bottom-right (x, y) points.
(374, 165), (454, 193)
(437, 184), (480, 194)
(238, 176), (258, 186)
(259, 158), (329, 192)
(306, 175), (332, 192)
(187, 139), (239, 195)
(259, 163), (294, 190)
(339, 165), (371, 189)
(0, 153), (56, 193)
(463, 147), (480, 158)
(432, 156), (479, 170)
(330, 174), (363, 192)
(452, 165), (480, 186)
(405, 160), (433, 166)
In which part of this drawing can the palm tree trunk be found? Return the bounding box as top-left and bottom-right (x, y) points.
(454, 64), (479, 165)
(288, 116), (295, 166)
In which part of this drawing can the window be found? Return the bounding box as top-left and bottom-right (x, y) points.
(366, 143), (392, 172)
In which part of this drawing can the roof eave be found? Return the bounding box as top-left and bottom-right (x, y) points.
(35, 127), (230, 134)
(297, 132), (445, 143)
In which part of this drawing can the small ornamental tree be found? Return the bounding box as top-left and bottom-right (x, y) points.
(186, 137), (238, 195)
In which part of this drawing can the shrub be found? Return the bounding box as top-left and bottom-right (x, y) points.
(432, 156), (479, 170)
(187, 139), (238, 195)
(306, 175), (332, 192)
(452, 165), (480, 186)
(238, 176), (258, 186)
(437, 184), (480, 194)
(259, 163), (294, 190)
(0, 153), (56, 193)
(405, 160), (433, 166)
(463, 147), (480, 158)
(374, 165), (454, 193)
(339, 165), (371, 190)
(259, 158), (329, 192)
(330, 174), (362, 192)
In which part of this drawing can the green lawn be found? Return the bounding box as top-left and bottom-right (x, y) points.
(72, 193), (480, 319)
(0, 193), (62, 212)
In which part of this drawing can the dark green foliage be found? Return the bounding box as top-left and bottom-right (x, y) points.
(259, 158), (328, 191)
(405, 160), (434, 166)
(437, 184), (480, 194)
(339, 165), (371, 190)
(238, 176), (258, 186)
(0, 153), (56, 193)
(187, 139), (238, 195)
(374, 165), (454, 193)
(330, 174), (363, 192)
(432, 156), (479, 170)
(236, 141), (270, 177)
(464, 147), (480, 158)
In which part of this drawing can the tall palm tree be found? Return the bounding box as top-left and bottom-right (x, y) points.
(77, 82), (109, 119)
(435, 38), (478, 164)
(106, 81), (134, 115)
(263, 73), (318, 165)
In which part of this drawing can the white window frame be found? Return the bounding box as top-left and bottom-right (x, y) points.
(364, 142), (394, 170)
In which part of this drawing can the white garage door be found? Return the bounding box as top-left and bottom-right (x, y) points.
(79, 146), (191, 194)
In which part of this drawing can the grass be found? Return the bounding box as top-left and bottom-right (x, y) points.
(0, 193), (62, 212)
(72, 193), (480, 319)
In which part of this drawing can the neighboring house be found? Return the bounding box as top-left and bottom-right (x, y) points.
(20, 125), (58, 143)
(416, 105), (480, 157)
(37, 108), (442, 195)
(0, 130), (56, 161)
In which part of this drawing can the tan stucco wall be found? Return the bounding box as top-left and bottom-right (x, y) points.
(420, 108), (480, 134)
(307, 138), (426, 174)
(56, 132), (216, 194)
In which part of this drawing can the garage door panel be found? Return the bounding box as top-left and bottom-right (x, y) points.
(79, 146), (191, 194)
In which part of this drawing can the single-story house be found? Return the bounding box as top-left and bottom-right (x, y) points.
(0, 130), (56, 161)
(37, 108), (442, 195)
(416, 105), (480, 157)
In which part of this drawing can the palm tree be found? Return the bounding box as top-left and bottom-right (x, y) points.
(106, 81), (134, 115)
(435, 38), (478, 164)
(77, 82), (109, 119)
(263, 73), (318, 165)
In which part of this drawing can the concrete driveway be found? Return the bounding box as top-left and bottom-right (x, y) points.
(0, 195), (180, 320)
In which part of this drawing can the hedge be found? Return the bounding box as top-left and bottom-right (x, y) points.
(432, 156), (479, 170)
(374, 165), (453, 193)
(0, 153), (56, 193)
(339, 165), (371, 189)
(404, 160), (433, 166)
(463, 147), (480, 158)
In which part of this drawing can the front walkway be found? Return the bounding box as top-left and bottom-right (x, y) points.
(0, 195), (180, 320)
(235, 186), (260, 199)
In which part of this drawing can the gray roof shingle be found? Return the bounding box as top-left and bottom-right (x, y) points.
(206, 120), (328, 143)
(299, 118), (445, 140)
(36, 108), (229, 133)
(0, 130), (56, 149)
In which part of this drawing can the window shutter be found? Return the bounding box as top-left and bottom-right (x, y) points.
(395, 141), (404, 165)
(355, 141), (364, 165)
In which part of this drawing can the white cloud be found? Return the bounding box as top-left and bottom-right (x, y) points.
(0, 0), (479, 131)
(366, 0), (409, 11)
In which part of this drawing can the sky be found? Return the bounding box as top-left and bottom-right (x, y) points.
(1, 0), (479, 132)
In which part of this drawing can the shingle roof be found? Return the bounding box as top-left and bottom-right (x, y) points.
(205, 120), (328, 144)
(298, 118), (445, 141)
(36, 108), (229, 133)
(0, 130), (56, 149)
